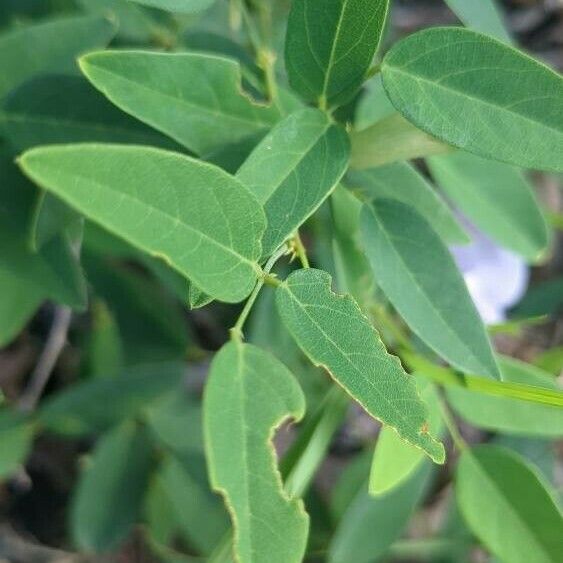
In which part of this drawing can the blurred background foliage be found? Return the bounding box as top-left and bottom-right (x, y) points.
(0, 1), (561, 562)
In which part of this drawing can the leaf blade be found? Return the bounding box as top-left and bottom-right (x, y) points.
(361, 199), (500, 379)
(80, 51), (283, 155)
(285, 0), (389, 108)
(276, 268), (445, 463)
(347, 161), (468, 244)
(0, 15), (115, 100)
(19, 144), (266, 303)
(382, 27), (563, 172)
(428, 152), (550, 261)
(456, 445), (563, 563)
(204, 341), (309, 563)
(237, 108), (350, 256)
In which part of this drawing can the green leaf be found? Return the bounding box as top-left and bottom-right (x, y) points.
(347, 161), (468, 244)
(428, 152), (550, 261)
(512, 277), (563, 319)
(0, 413), (33, 480)
(80, 51), (283, 155)
(0, 227), (87, 311)
(128, 0), (216, 13)
(86, 300), (124, 379)
(282, 387), (349, 498)
(369, 379), (443, 496)
(0, 269), (43, 347)
(147, 390), (230, 554)
(157, 455), (229, 554)
(83, 221), (191, 305)
(330, 185), (375, 311)
(285, 0), (389, 109)
(237, 108), (350, 256)
(382, 27), (563, 172)
(39, 363), (183, 436)
(534, 346), (563, 376)
(76, 0), (171, 42)
(204, 341), (309, 563)
(329, 459), (433, 563)
(404, 352), (563, 408)
(355, 75), (395, 131)
(84, 254), (189, 364)
(0, 146), (86, 320)
(0, 15), (115, 100)
(361, 199), (500, 379)
(494, 435), (556, 487)
(0, 75), (179, 153)
(444, 0), (512, 43)
(30, 191), (81, 251)
(275, 268), (445, 462)
(447, 356), (563, 437)
(456, 445), (563, 563)
(350, 112), (451, 169)
(19, 144), (266, 303)
(71, 421), (154, 552)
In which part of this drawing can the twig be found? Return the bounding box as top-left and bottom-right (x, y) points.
(291, 231), (310, 269)
(230, 245), (287, 341)
(18, 306), (72, 412)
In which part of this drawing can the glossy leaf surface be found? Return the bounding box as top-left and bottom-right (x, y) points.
(361, 199), (500, 379)
(382, 27), (563, 172)
(19, 144), (266, 303)
(204, 341), (309, 563)
(237, 108), (350, 256)
(285, 0), (389, 108)
(276, 269), (444, 462)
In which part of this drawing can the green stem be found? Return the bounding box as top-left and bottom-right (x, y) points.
(292, 231), (310, 269)
(437, 394), (467, 451)
(404, 352), (563, 407)
(240, 0), (278, 103)
(230, 245), (287, 340)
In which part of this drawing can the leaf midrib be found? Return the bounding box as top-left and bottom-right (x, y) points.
(466, 453), (555, 562)
(85, 61), (277, 134)
(241, 116), (332, 206)
(44, 167), (259, 269)
(320, 0), (349, 102)
(282, 281), (417, 432)
(365, 204), (497, 377)
(385, 65), (563, 138)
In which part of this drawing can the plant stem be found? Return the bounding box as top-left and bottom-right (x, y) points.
(240, 0), (278, 103)
(230, 245), (287, 340)
(18, 306), (72, 412)
(437, 394), (467, 452)
(291, 231), (310, 268)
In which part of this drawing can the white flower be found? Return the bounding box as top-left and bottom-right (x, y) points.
(450, 227), (529, 325)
